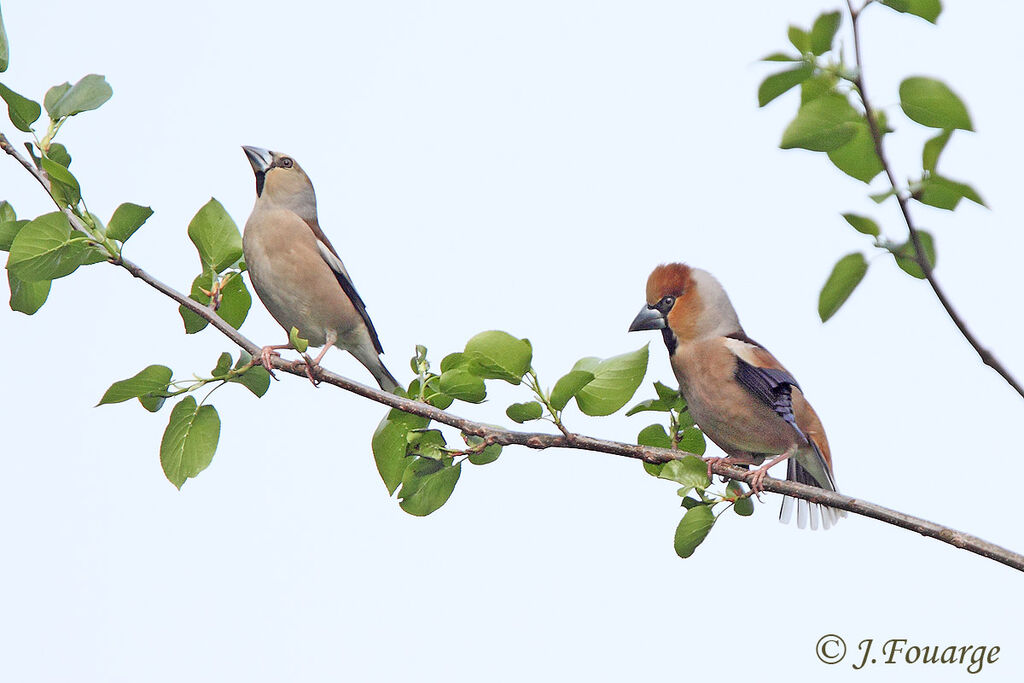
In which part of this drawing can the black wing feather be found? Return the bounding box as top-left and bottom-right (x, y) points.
(733, 357), (806, 441)
(330, 270), (385, 355)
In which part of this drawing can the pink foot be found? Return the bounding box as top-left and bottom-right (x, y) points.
(258, 346), (282, 379)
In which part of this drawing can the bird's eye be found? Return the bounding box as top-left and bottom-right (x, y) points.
(660, 295), (675, 308)
(280, 157), (294, 169)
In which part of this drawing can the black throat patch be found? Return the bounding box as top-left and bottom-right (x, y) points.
(254, 171), (266, 197)
(661, 327), (678, 356)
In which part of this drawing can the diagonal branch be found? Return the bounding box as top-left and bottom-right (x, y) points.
(4, 130), (1024, 573)
(845, 0), (1024, 401)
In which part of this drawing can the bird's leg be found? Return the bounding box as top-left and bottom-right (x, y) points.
(746, 445), (798, 495)
(702, 454), (761, 482)
(256, 343), (292, 378)
(295, 337), (334, 387)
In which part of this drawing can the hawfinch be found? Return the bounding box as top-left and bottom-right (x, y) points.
(242, 146), (399, 391)
(629, 263), (844, 529)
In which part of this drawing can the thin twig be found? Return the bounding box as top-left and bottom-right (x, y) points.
(3, 130), (1024, 573)
(845, 1), (1024, 400)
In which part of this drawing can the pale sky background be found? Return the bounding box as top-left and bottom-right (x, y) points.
(1, 1), (1022, 680)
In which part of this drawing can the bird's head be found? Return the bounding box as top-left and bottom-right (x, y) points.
(629, 263), (742, 348)
(242, 146), (317, 221)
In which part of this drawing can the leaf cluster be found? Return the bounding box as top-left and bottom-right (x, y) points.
(758, 1), (985, 322)
(372, 333), (650, 516)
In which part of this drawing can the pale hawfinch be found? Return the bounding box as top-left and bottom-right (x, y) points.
(242, 146), (399, 391)
(629, 263), (844, 529)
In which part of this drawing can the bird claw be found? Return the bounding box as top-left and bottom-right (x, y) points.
(257, 346), (282, 379)
(294, 354), (322, 386)
(748, 467), (770, 496)
(703, 456), (723, 481)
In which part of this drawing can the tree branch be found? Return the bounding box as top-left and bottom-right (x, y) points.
(4, 131), (1024, 573)
(845, 0), (1024, 401)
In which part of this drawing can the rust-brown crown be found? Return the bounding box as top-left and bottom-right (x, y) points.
(646, 263), (693, 305)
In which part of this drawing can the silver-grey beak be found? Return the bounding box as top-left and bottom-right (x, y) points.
(629, 305), (667, 332)
(242, 145), (273, 173)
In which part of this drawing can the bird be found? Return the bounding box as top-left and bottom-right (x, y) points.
(241, 145), (400, 392)
(628, 262), (844, 529)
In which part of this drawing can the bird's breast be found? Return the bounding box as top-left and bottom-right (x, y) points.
(671, 340), (799, 457)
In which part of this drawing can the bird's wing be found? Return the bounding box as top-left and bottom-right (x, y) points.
(721, 335), (804, 440)
(724, 334), (838, 495)
(307, 219), (385, 355)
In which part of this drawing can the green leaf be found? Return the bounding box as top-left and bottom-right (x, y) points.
(187, 198), (242, 273)
(678, 427), (706, 455)
(160, 396), (220, 489)
(818, 253), (868, 322)
(8, 270), (49, 314)
(549, 369), (595, 411)
(372, 416), (413, 495)
(289, 326), (309, 353)
(658, 456), (711, 493)
(0, 218), (27, 251)
(98, 365), (173, 405)
(727, 481), (754, 516)
(571, 345), (649, 417)
(809, 11), (841, 55)
(46, 74), (112, 119)
(468, 443), (501, 466)
(211, 352), (233, 377)
(439, 352), (467, 373)
(179, 272), (213, 334)
(891, 231), (937, 279)
(216, 272), (251, 329)
(800, 73), (838, 105)
(761, 52), (800, 62)
(827, 121), (883, 183)
(40, 156), (81, 206)
(229, 365), (271, 398)
(506, 401), (543, 423)
(841, 213), (880, 237)
(387, 407), (431, 432)
(881, 0), (942, 23)
(463, 330), (532, 384)
(626, 399), (668, 416)
(139, 394), (166, 413)
(7, 212), (90, 281)
(870, 188), (896, 204)
(654, 382), (678, 402)
(438, 367), (486, 403)
(0, 201), (14, 223)
(674, 505), (715, 559)
(899, 77), (972, 131)
(408, 344), (429, 374)
(0, 82), (41, 132)
(107, 202), (153, 243)
(47, 143), (71, 168)
(408, 429), (448, 459)
(915, 175), (985, 211)
(787, 25), (810, 53)
(637, 424), (671, 449)
(43, 82), (71, 117)
(780, 93), (859, 152)
(399, 461), (461, 517)
(0, 7), (8, 72)
(922, 129), (952, 173)
(424, 379), (454, 409)
(757, 64), (813, 107)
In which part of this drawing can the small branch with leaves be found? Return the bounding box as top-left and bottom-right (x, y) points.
(758, 0), (1024, 400)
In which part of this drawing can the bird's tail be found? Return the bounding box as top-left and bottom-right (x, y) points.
(369, 357), (401, 393)
(778, 447), (846, 530)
